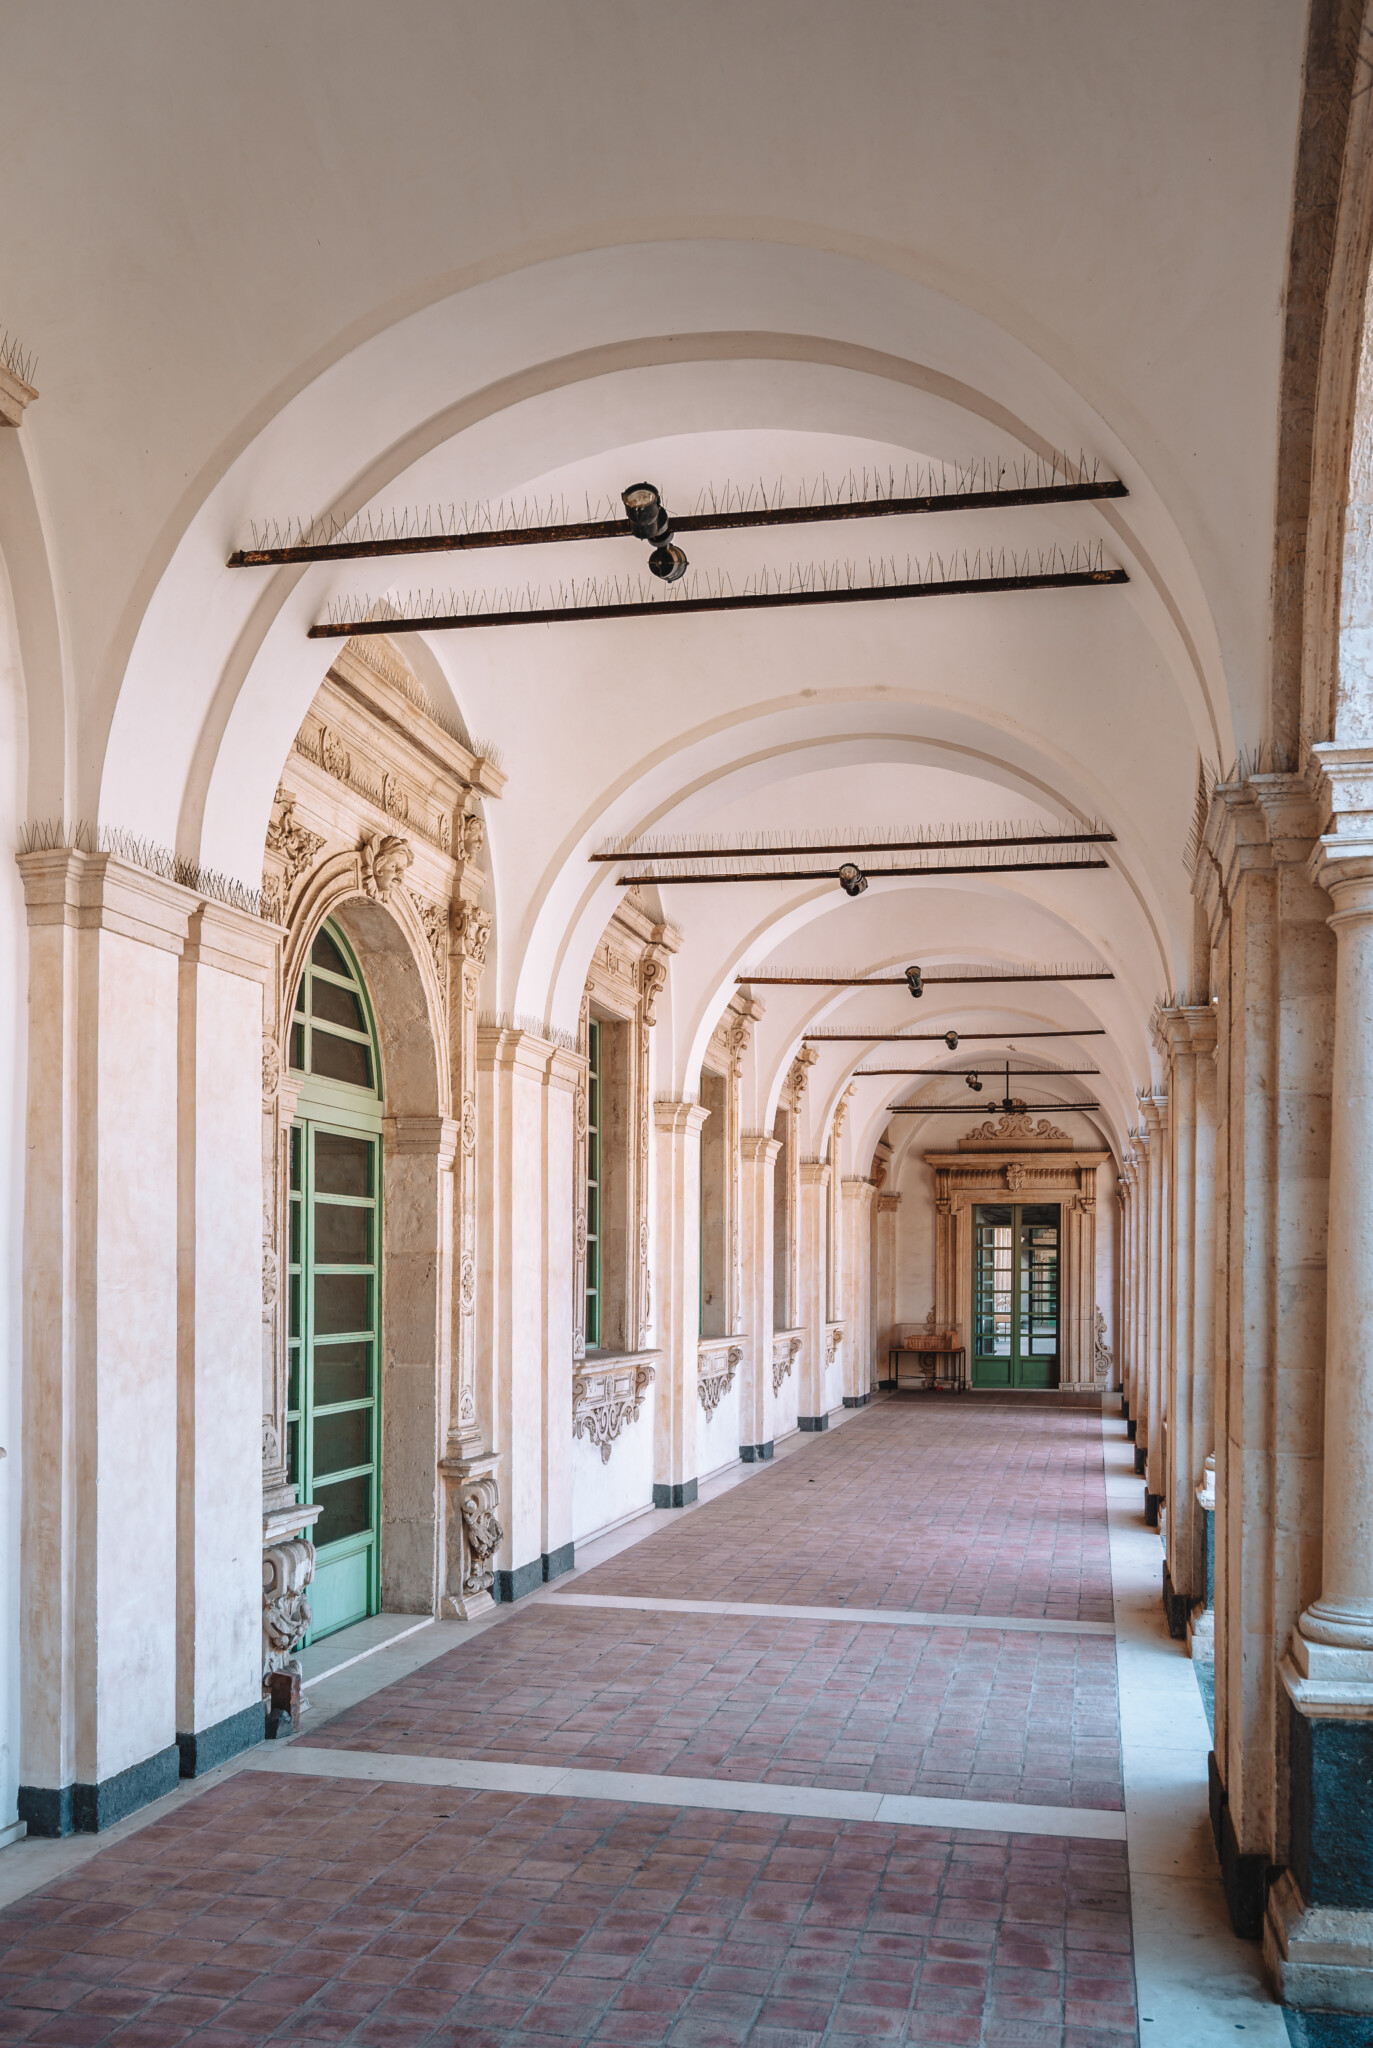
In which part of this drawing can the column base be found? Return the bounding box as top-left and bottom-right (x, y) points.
(20, 1743), (183, 1838)
(797, 1414), (829, 1432)
(1133, 1443), (1147, 1474)
(1208, 1750), (1270, 1937)
(1162, 1566), (1192, 1641)
(739, 1441), (774, 1463)
(653, 1480), (698, 1508)
(841, 1393), (871, 1408)
(176, 1701), (265, 1777)
(1266, 1871), (1373, 2028)
(1145, 1490), (1162, 1528)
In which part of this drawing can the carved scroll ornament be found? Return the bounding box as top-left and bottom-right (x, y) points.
(698, 1345), (742, 1421)
(262, 1539), (315, 1681)
(573, 1359), (655, 1462)
(967, 1111), (1069, 1141)
(772, 1334), (802, 1394)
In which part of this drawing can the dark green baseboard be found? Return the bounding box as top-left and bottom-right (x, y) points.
(177, 1701), (266, 1777)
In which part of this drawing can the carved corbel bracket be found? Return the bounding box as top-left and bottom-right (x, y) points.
(697, 1343), (742, 1420)
(262, 1538), (316, 1685)
(772, 1333), (802, 1395)
(438, 1451), (502, 1619)
(573, 1356), (657, 1461)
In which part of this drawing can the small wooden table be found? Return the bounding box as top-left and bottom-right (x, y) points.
(886, 1333), (967, 1392)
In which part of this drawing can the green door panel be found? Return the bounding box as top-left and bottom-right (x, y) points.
(972, 1202), (1060, 1388)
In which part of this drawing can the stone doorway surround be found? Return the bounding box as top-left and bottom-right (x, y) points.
(924, 1115), (1108, 1391)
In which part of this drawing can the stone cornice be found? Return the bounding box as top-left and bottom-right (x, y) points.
(18, 848), (194, 953)
(0, 359), (38, 427)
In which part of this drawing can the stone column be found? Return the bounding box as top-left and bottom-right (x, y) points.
(738, 1134), (780, 1459)
(841, 1177), (875, 1404)
(873, 1191), (901, 1381)
(1143, 1096), (1168, 1525)
(1189, 1014), (1220, 1620)
(1268, 752), (1373, 2008)
(176, 901), (279, 1776)
(476, 1026), (579, 1602)
(797, 1160), (830, 1428)
(652, 1102), (710, 1504)
(1131, 1122), (1152, 1474)
(1160, 1012), (1198, 1631)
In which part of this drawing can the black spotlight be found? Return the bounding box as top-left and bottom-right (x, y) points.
(905, 964), (923, 999)
(944, 1029), (959, 1050)
(648, 542), (689, 583)
(838, 864), (868, 898)
(965, 1071), (983, 1092)
(622, 482), (672, 542)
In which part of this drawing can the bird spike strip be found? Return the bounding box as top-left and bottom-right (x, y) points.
(235, 452), (1124, 565)
(16, 818), (260, 916)
(737, 964), (1113, 987)
(855, 1065), (1102, 1077)
(0, 329), (37, 389)
(618, 854), (1110, 885)
(310, 544), (1123, 636)
(886, 1099), (1101, 1114)
(803, 1029), (1107, 1041)
(594, 821), (1114, 861)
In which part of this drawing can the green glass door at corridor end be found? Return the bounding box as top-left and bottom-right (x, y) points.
(286, 922), (383, 1641)
(972, 1203), (1061, 1387)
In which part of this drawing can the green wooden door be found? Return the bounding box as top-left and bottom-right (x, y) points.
(286, 923), (383, 1641)
(972, 1203), (1061, 1387)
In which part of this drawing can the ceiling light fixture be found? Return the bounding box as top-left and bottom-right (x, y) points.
(838, 864), (868, 898)
(623, 482), (689, 582)
(965, 1071), (983, 1091)
(944, 1030), (959, 1050)
(905, 965), (924, 999)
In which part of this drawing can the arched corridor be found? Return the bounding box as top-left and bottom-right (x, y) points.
(4, 3), (1373, 2040)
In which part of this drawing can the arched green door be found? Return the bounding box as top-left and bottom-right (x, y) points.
(286, 922), (383, 1640)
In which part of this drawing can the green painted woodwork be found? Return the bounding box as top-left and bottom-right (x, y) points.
(972, 1202), (1061, 1388)
(287, 921), (383, 1640)
(585, 1016), (602, 1349)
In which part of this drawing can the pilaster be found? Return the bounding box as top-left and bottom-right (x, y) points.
(652, 1101), (710, 1503)
(738, 1134), (781, 1459)
(840, 1177), (876, 1403)
(797, 1160), (831, 1427)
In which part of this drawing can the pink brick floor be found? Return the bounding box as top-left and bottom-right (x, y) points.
(562, 1404), (1113, 1624)
(307, 1608), (1122, 1809)
(0, 1773), (1136, 2046)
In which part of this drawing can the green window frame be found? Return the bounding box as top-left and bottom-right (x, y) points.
(286, 922), (384, 1640)
(585, 1016), (602, 1349)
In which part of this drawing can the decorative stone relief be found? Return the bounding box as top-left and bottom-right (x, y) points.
(260, 876), (284, 925)
(457, 808), (484, 862)
(320, 724), (351, 780)
(263, 1539), (315, 1681)
(262, 1244), (278, 1308)
(461, 1091), (477, 1154)
(968, 1112), (1069, 1141)
(573, 1359), (655, 1462)
(439, 1459), (502, 1614)
(1005, 1160), (1026, 1191)
(772, 1333), (802, 1394)
(1094, 1307), (1113, 1386)
(826, 1326), (841, 1365)
(640, 952), (669, 1025)
(266, 788), (326, 888)
(359, 830), (413, 902)
(698, 1344), (742, 1420)
(262, 1040), (280, 1099)
(459, 1253), (477, 1313)
(412, 893), (448, 989)
(459, 1490), (502, 1596)
(785, 1045), (820, 1104)
(453, 902), (492, 963)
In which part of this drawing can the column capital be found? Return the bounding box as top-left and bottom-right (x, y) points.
(739, 1131), (782, 1168)
(653, 1099), (710, 1138)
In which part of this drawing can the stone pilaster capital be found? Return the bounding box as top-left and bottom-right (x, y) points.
(799, 1158), (831, 1187)
(739, 1131), (782, 1168)
(653, 1098), (710, 1138)
(875, 1192), (901, 1213)
(383, 1113), (461, 1168)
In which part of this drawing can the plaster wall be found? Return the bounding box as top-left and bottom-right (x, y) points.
(571, 1394), (654, 1544)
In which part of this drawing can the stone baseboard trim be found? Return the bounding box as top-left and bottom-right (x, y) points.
(841, 1393), (871, 1408)
(1162, 1568), (1191, 1641)
(494, 1558), (544, 1604)
(1208, 1749), (1271, 1938)
(1144, 1490), (1161, 1528)
(739, 1441), (774, 1463)
(542, 1542), (575, 1583)
(797, 1414), (829, 1432)
(1133, 1441), (1146, 1473)
(177, 1701), (266, 1778)
(24, 1744), (188, 1837)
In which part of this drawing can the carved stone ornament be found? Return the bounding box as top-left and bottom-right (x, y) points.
(461, 1091), (477, 1154)
(260, 875), (284, 926)
(640, 953), (668, 1027)
(266, 789), (326, 888)
(262, 1244), (279, 1309)
(826, 1326), (841, 1365)
(1094, 1307), (1113, 1387)
(772, 1334), (802, 1395)
(382, 770), (408, 822)
(786, 1046), (820, 1103)
(1004, 1160), (1026, 1192)
(320, 724), (351, 781)
(412, 893), (448, 987)
(967, 1112), (1069, 1141)
(726, 1015), (752, 1071)
(262, 1415), (282, 1468)
(459, 1253), (476, 1313)
(460, 1491), (503, 1596)
(360, 831), (414, 903)
(573, 1359), (655, 1463)
(458, 808), (484, 863)
(698, 1345), (742, 1421)
(262, 1040), (281, 1099)
(453, 902), (492, 964)
(263, 1539), (315, 1681)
